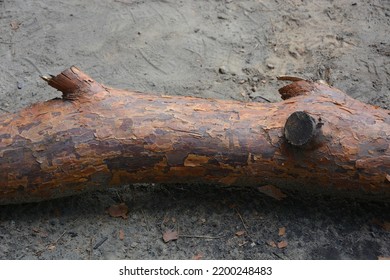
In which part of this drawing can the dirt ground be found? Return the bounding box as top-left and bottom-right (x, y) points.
(0, 0), (389, 260)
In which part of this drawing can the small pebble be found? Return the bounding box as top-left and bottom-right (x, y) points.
(267, 63), (275, 69)
(217, 14), (228, 20)
(17, 81), (23, 89)
(222, 76), (230, 81)
(219, 66), (227, 74)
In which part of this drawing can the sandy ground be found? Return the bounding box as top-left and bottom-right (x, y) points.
(0, 0), (389, 259)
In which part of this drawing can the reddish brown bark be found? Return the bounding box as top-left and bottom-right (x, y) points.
(0, 66), (389, 204)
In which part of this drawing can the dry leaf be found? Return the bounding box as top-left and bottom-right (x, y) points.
(10, 20), (21, 31)
(235, 230), (246, 237)
(32, 227), (40, 233)
(257, 185), (287, 200)
(267, 240), (277, 248)
(371, 218), (390, 232)
(378, 256), (390, 260)
(193, 253), (203, 260)
(31, 227), (48, 238)
(107, 203), (128, 219)
(219, 175), (238, 185)
(162, 230), (178, 243)
(47, 245), (56, 251)
(119, 229), (125, 240)
(162, 216), (170, 224)
(278, 227), (286, 236)
(277, 240), (288, 249)
(382, 222), (390, 232)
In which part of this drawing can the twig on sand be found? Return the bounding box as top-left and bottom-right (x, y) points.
(235, 208), (255, 244)
(53, 230), (67, 245)
(93, 236), (108, 250)
(179, 234), (225, 239)
(277, 75), (306, 82)
(89, 237), (94, 259)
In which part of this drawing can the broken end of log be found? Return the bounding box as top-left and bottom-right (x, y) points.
(40, 66), (105, 100)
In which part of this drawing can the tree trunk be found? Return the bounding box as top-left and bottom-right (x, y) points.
(0, 66), (389, 204)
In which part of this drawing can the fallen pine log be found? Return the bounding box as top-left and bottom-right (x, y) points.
(0, 66), (389, 204)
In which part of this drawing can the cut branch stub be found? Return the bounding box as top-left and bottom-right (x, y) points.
(284, 111), (318, 146)
(278, 80), (314, 100)
(41, 66), (105, 100)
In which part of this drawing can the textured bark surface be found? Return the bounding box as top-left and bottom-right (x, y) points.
(0, 66), (389, 204)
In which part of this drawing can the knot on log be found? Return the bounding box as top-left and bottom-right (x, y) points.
(284, 111), (319, 146)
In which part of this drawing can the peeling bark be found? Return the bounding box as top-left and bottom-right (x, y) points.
(0, 66), (389, 204)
